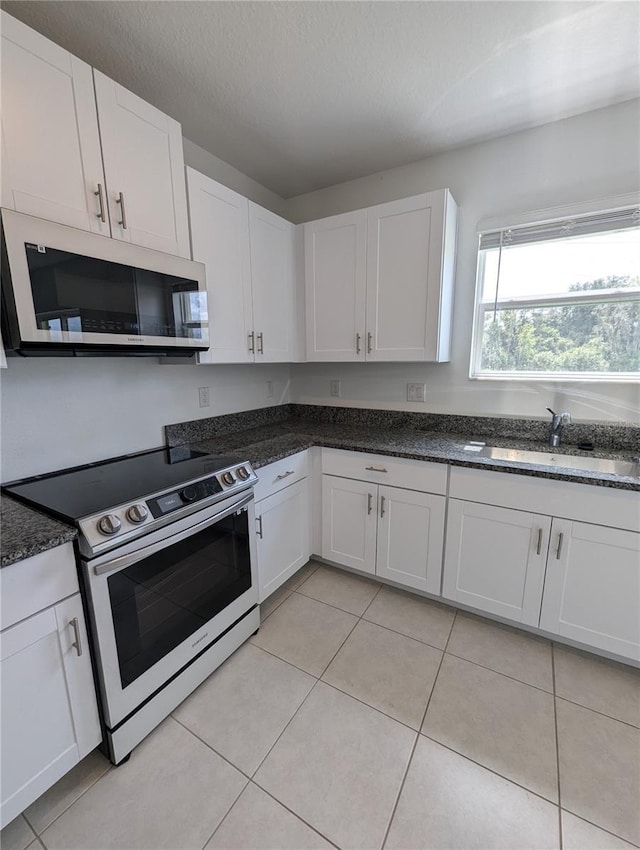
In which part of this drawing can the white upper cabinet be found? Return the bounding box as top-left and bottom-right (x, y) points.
(187, 169), (253, 363)
(186, 169), (296, 364)
(249, 202), (295, 362)
(366, 192), (456, 362)
(304, 210), (367, 361)
(0, 12), (109, 235)
(93, 70), (190, 258)
(1, 12), (189, 257)
(304, 191), (457, 362)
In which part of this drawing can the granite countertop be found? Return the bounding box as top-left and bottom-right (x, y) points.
(1, 495), (77, 568)
(2, 410), (637, 568)
(190, 420), (640, 492)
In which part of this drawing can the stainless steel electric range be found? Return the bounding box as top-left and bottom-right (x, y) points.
(4, 446), (260, 764)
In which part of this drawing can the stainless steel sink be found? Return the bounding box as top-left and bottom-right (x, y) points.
(477, 446), (639, 477)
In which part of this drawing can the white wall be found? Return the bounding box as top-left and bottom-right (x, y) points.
(0, 359), (290, 481)
(183, 139), (288, 217)
(287, 99), (640, 423)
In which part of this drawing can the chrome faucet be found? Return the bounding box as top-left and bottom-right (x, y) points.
(547, 408), (571, 447)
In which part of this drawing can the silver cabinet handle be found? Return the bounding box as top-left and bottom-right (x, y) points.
(257, 332), (264, 354)
(367, 493), (373, 515)
(356, 333), (361, 355)
(94, 184), (106, 223)
(380, 495), (386, 518)
(70, 617), (83, 657)
(536, 528), (543, 555)
(367, 332), (372, 354)
(116, 191), (127, 229)
(555, 532), (564, 560)
(275, 470), (294, 481)
(248, 331), (255, 353)
(256, 515), (263, 539)
(365, 466), (388, 473)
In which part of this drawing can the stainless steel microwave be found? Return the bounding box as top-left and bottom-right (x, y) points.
(1, 210), (208, 356)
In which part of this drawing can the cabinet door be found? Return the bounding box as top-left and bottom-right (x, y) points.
(442, 500), (551, 626)
(305, 211), (367, 361)
(186, 169), (254, 363)
(321, 475), (377, 574)
(0, 12), (109, 235)
(94, 70), (190, 257)
(366, 192), (453, 362)
(0, 595), (101, 829)
(256, 479), (310, 601)
(249, 203), (295, 363)
(540, 520), (640, 662)
(376, 486), (445, 595)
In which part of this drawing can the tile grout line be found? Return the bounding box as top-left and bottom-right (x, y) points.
(380, 608), (459, 850)
(248, 781), (342, 850)
(418, 730), (563, 808)
(23, 761), (113, 840)
(249, 677), (323, 779)
(170, 714), (253, 782)
(196, 776), (251, 850)
(443, 648), (555, 695)
(551, 645), (564, 850)
(560, 808), (640, 849)
(554, 693), (640, 731)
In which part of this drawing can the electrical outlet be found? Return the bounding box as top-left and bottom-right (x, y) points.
(330, 379), (341, 397)
(265, 380), (274, 399)
(406, 383), (426, 402)
(198, 386), (210, 408)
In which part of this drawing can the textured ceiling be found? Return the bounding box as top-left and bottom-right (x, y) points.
(3, 1), (638, 198)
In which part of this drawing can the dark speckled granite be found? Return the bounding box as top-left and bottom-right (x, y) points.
(167, 404), (639, 453)
(165, 405), (293, 447)
(1, 495), (77, 568)
(179, 418), (639, 491)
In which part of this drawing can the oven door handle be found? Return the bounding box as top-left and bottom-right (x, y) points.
(93, 492), (254, 577)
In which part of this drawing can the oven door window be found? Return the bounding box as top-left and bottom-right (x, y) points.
(107, 509), (251, 688)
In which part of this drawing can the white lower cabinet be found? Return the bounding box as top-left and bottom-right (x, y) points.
(0, 571), (101, 828)
(322, 476), (377, 574)
(540, 520), (640, 661)
(321, 475), (445, 594)
(256, 478), (310, 601)
(443, 467), (640, 663)
(442, 500), (551, 627)
(377, 485), (446, 595)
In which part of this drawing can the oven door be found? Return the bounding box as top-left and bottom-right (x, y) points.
(83, 491), (258, 728)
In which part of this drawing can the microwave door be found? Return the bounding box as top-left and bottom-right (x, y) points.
(1, 209), (207, 352)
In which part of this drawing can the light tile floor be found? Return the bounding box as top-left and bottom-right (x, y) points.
(3, 561), (639, 850)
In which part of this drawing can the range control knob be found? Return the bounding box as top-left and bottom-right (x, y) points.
(98, 514), (122, 536)
(221, 471), (236, 486)
(181, 485), (198, 502)
(127, 504), (149, 524)
(236, 466), (250, 481)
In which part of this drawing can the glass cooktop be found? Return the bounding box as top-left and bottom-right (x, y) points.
(2, 446), (245, 521)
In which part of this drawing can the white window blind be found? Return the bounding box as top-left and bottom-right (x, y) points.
(479, 206), (640, 250)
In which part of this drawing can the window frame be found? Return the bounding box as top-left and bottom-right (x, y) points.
(469, 195), (640, 383)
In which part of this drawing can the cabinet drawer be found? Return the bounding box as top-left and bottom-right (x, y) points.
(449, 466), (640, 532)
(254, 451), (309, 502)
(1, 543), (78, 631)
(322, 448), (447, 495)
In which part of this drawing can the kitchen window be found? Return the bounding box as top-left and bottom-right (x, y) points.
(470, 204), (640, 380)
